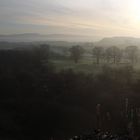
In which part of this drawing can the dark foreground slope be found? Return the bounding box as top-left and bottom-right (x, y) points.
(0, 48), (140, 140)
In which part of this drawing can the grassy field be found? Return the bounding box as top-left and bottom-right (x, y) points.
(52, 57), (102, 74)
(51, 56), (140, 82)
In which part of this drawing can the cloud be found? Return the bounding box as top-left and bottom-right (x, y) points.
(0, 0), (140, 39)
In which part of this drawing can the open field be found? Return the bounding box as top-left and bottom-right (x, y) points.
(52, 57), (140, 73)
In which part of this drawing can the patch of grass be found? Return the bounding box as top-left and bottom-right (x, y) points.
(51, 57), (140, 75)
(52, 58), (103, 74)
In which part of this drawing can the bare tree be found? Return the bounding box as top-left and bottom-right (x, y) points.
(104, 47), (112, 63)
(105, 46), (122, 64)
(125, 46), (138, 64)
(92, 46), (103, 64)
(69, 45), (84, 63)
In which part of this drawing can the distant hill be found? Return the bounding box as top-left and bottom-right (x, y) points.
(1, 34), (140, 48)
(0, 33), (94, 42)
(95, 37), (140, 48)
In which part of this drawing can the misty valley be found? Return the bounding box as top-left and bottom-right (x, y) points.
(0, 40), (140, 140)
(2, 0), (140, 139)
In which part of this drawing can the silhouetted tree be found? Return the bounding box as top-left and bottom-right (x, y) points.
(92, 46), (104, 64)
(104, 47), (112, 63)
(125, 46), (138, 64)
(69, 45), (84, 63)
(106, 46), (122, 64)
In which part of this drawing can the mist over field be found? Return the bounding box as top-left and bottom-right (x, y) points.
(1, 0), (140, 140)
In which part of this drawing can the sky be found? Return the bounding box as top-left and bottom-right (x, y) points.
(1, 0), (140, 40)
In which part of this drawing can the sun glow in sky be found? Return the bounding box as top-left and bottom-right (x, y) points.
(1, 0), (140, 40)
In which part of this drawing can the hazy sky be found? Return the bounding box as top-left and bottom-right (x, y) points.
(1, 0), (140, 40)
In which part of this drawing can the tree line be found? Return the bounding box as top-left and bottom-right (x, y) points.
(69, 45), (139, 64)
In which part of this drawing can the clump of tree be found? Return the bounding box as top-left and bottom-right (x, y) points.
(92, 46), (104, 64)
(69, 45), (84, 63)
(125, 46), (138, 64)
(105, 46), (122, 64)
(92, 46), (139, 65)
